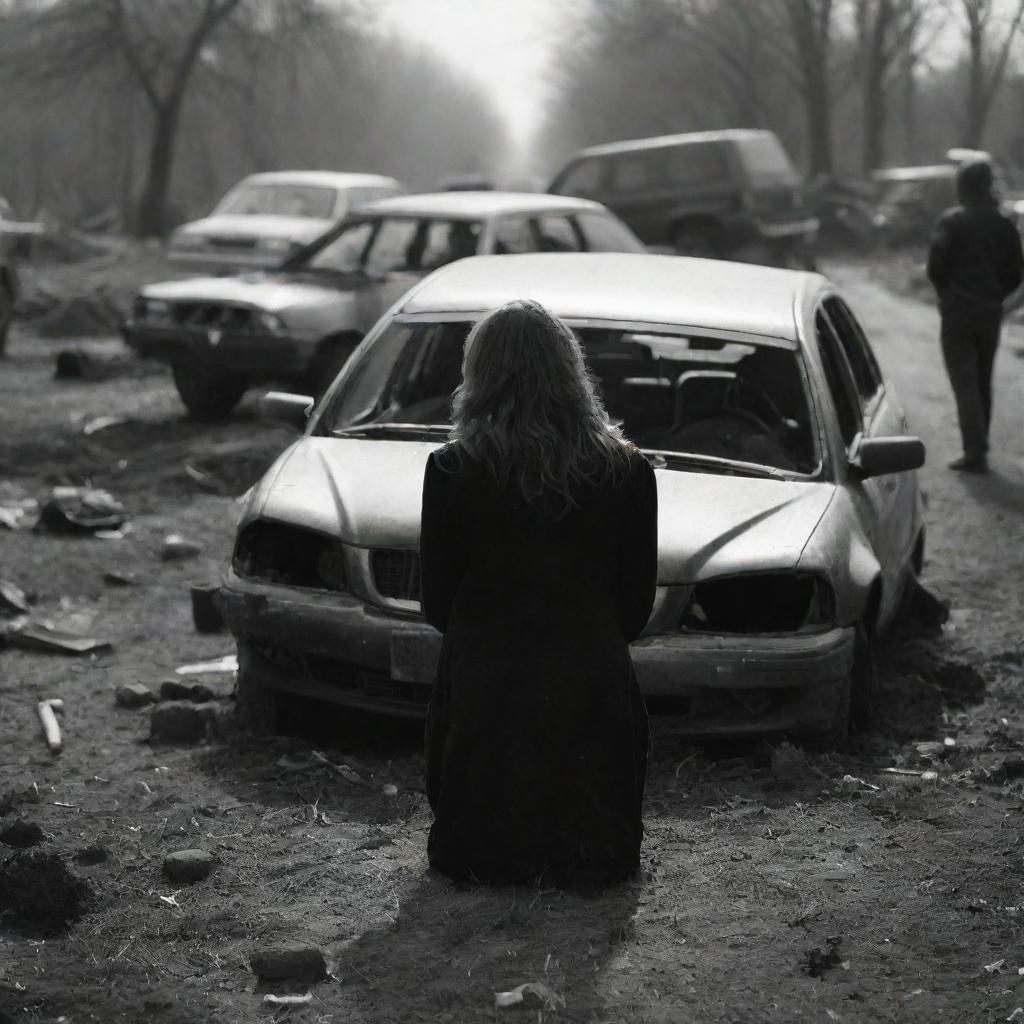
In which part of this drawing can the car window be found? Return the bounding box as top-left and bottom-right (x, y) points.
(732, 135), (800, 188)
(551, 159), (603, 197)
(321, 320), (818, 474)
(664, 143), (727, 186)
(364, 218), (423, 274)
(305, 220), (376, 272)
(573, 211), (646, 252)
(815, 309), (861, 448)
(822, 296), (882, 411)
(418, 220), (483, 269)
(492, 217), (535, 253)
(609, 154), (657, 194)
(533, 215), (582, 251)
(214, 182), (337, 219)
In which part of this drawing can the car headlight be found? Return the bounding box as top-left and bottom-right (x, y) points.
(255, 237), (298, 254)
(233, 519), (347, 592)
(680, 573), (835, 634)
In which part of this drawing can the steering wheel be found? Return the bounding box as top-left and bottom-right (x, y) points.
(721, 379), (789, 434)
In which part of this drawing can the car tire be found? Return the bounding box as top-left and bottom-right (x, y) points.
(671, 221), (723, 259)
(801, 623), (875, 753)
(172, 363), (247, 421)
(305, 337), (358, 399)
(235, 641), (280, 736)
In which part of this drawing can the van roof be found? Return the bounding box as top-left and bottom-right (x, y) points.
(572, 129), (779, 159)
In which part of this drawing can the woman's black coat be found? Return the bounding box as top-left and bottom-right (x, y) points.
(419, 442), (658, 885)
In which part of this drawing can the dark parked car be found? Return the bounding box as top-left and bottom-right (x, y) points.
(123, 192), (646, 420)
(548, 129), (819, 267)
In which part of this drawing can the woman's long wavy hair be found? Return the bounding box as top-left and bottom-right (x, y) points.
(450, 299), (632, 517)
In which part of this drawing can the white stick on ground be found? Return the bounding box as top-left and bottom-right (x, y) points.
(37, 699), (64, 754)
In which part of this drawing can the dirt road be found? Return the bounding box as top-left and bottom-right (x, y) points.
(1, 260), (1024, 1023)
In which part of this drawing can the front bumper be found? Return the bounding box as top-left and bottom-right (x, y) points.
(219, 569), (856, 736)
(167, 249), (287, 272)
(122, 321), (314, 378)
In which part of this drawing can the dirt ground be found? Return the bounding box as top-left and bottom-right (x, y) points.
(2, 249), (1024, 1023)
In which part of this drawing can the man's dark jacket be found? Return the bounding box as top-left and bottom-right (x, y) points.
(927, 194), (1023, 314)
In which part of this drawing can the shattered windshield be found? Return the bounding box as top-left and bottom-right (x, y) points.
(319, 320), (819, 475)
(214, 182), (338, 219)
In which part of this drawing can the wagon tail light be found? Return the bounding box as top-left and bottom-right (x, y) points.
(233, 519), (347, 592)
(680, 573), (835, 634)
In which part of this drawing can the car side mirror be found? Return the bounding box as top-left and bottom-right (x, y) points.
(852, 435), (925, 478)
(258, 391), (314, 430)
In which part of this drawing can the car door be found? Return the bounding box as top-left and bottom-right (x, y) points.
(823, 295), (918, 571)
(360, 217), (430, 323)
(814, 302), (905, 616)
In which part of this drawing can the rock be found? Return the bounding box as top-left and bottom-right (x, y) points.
(149, 701), (215, 743)
(163, 848), (215, 882)
(160, 534), (202, 561)
(250, 943), (327, 983)
(74, 844), (108, 865)
(115, 682), (156, 708)
(0, 820), (44, 848)
(159, 679), (216, 703)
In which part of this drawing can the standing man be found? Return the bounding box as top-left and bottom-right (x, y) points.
(927, 158), (1024, 473)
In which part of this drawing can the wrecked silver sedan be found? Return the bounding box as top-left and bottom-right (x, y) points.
(220, 253), (925, 748)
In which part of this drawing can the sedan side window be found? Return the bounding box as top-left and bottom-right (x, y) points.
(823, 296), (883, 412)
(532, 215), (582, 251)
(364, 218), (421, 275)
(815, 310), (861, 449)
(492, 217), (534, 254)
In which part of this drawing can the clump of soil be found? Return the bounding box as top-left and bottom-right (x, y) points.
(0, 850), (92, 934)
(803, 935), (843, 977)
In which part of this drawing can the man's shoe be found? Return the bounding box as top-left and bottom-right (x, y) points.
(948, 456), (989, 473)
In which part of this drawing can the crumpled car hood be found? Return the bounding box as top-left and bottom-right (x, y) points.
(142, 273), (352, 316)
(175, 214), (333, 244)
(248, 438), (837, 581)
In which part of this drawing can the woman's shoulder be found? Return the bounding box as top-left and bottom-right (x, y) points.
(429, 440), (476, 476)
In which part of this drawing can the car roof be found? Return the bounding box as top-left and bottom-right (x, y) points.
(871, 165), (956, 182)
(571, 129), (778, 159)
(350, 191), (606, 218)
(400, 253), (822, 342)
(237, 171), (403, 189)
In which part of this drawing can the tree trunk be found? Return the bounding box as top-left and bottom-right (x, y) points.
(136, 98), (183, 238)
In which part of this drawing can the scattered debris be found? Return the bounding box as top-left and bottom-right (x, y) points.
(81, 414), (126, 436)
(149, 702), (216, 743)
(163, 849), (216, 883)
(115, 683), (156, 708)
(383, 784), (399, 797)
(983, 958), (1007, 974)
(8, 620), (112, 655)
(0, 483), (38, 531)
(0, 821), (44, 849)
(174, 654), (237, 676)
(35, 486), (127, 535)
(916, 741), (947, 759)
(840, 775), (880, 792)
(250, 944), (327, 983)
(159, 679), (216, 703)
(0, 580), (29, 616)
(908, 581), (950, 632)
(263, 993), (313, 1006)
(494, 982), (565, 1011)
(0, 851), (92, 934)
(160, 534), (202, 561)
(37, 699), (64, 754)
(989, 756), (1024, 784)
(804, 936), (844, 977)
(311, 749), (361, 783)
(102, 570), (137, 587)
(190, 583), (225, 633)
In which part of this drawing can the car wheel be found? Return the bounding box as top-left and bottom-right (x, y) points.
(802, 623), (875, 752)
(671, 222), (722, 259)
(305, 337), (358, 399)
(172, 363), (247, 421)
(0, 278), (14, 358)
(235, 640), (280, 736)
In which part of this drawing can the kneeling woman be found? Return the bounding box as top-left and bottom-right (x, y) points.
(420, 298), (658, 888)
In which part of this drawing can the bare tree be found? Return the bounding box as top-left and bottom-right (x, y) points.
(0, 0), (323, 236)
(959, 0), (1024, 148)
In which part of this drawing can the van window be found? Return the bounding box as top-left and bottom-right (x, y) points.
(609, 154), (657, 194)
(665, 142), (727, 186)
(551, 159), (603, 197)
(733, 134), (800, 187)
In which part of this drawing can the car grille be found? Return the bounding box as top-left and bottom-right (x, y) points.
(207, 236), (258, 250)
(371, 549), (421, 602)
(171, 302), (257, 330)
